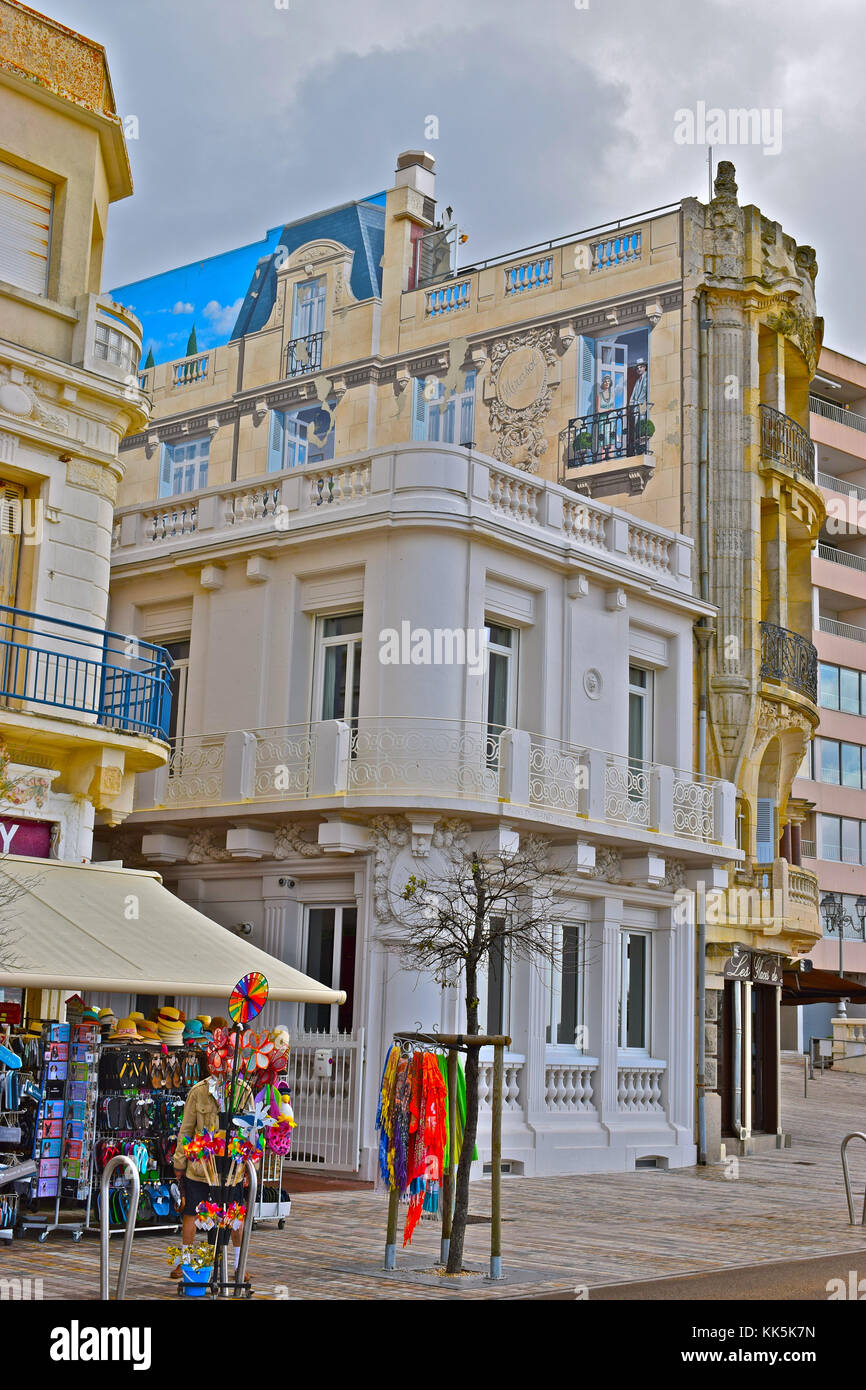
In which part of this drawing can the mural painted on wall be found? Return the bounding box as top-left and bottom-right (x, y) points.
(488, 326), (559, 471)
(576, 328), (649, 418)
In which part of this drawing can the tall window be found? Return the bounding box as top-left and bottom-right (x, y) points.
(818, 662), (866, 715)
(484, 922), (510, 1036)
(756, 797), (776, 865)
(576, 329), (649, 417)
(292, 277), (326, 339)
(0, 480), (25, 609)
(628, 666), (652, 764)
(158, 437), (210, 498)
(545, 923), (586, 1049)
(303, 906), (356, 1032)
(411, 372), (476, 445)
(618, 931), (650, 1052)
(163, 640), (190, 744)
(315, 613), (362, 724)
(268, 403), (335, 471)
(484, 623), (517, 750)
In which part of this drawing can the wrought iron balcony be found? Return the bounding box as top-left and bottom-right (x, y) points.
(759, 404), (814, 481)
(286, 331), (324, 377)
(561, 402), (652, 469)
(0, 606), (172, 740)
(760, 620), (817, 703)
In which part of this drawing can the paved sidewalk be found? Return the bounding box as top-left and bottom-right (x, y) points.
(5, 1057), (866, 1300)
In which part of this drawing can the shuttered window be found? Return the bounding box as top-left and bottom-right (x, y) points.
(0, 160), (53, 295)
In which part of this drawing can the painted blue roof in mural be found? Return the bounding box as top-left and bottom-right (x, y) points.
(110, 193), (386, 367)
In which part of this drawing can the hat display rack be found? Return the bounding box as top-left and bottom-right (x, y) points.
(84, 1010), (209, 1238)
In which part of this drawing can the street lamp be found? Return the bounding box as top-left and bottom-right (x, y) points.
(819, 892), (866, 1019)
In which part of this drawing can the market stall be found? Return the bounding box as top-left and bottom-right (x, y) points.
(0, 855), (344, 1272)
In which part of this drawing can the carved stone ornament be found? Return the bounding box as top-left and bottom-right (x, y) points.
(369, 815), (470, 923)
(186, 829), (232, 864)
(764, 303), (820, 377)
(589, 846), (621, 882)
(273, 823), (323, 859)
(583, 668), (603, 700)
(488, 326), (558, 471)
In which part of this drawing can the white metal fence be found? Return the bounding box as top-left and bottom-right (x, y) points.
(283, 1029), (365, 1172)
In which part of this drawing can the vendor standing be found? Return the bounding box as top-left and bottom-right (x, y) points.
(171, 1030), (254, 1280)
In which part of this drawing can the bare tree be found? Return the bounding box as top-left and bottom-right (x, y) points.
(396, 834), (564, 1275)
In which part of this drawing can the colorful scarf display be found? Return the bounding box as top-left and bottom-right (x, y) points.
(375, 1044), (447, 1246)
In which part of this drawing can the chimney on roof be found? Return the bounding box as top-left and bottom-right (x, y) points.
(394, 150), (436, 200)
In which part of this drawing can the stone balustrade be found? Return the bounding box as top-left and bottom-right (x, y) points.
(112, 446), (696, 598)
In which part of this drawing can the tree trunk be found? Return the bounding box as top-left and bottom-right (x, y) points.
(446, 955), (480, 1274)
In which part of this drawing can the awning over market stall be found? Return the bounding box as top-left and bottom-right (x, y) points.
(782, 967), (866, 1006)
(0, 855), (345, 1003)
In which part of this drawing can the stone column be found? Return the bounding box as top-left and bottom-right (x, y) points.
(594, 895), (623, 1134)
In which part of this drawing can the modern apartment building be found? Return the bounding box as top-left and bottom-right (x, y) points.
(789, 347), (866, 1055)
(103, 149), (821, 1171)
(0, 2), (168, 1014)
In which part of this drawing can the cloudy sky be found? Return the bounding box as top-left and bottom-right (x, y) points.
(46, 0), (866, 357)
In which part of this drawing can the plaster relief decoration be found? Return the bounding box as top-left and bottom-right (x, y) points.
(488, 326), (558, 470)
(370, 815), (470, 927)
(185, 829), (233, 863)
(589, 846), (621, 882)
(273, 823), (323, 859)
(0, 745), (50, 809)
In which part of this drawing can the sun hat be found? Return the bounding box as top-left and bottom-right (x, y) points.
(108, 1018), (141, 1042)
(158, 1006), (182, 1023)
(196, 1015), (212, 1029)
(183, 1020), (205, 1041)
(129, 1011), (146, 1025)
(137, 1020), (161, 1044)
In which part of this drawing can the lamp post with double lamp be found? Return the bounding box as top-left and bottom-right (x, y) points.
(819, 892), (866, 1019)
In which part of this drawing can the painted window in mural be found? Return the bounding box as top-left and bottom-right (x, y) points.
(411, 372), (475, 445)
(158, 437), (210, 498)
(567, 328), (651, 467)
(268, 402), (336, 471)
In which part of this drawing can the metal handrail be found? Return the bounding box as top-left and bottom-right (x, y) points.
(234, 1158), (257, 1294)
(841, 1133), (866, 1225)
(100, 1155), (140, 1300)
(817, 543), (866, 573)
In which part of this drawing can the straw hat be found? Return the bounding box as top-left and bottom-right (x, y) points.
(108, 1017), (141, 1042)
(137, 1020), (161, 1044)
(196, 1016), (212, 1029)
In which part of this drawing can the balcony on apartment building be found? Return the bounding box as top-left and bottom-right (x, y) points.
(110, 446), (698, 602)
(131, 715), (738, 863)
(811, 392), (866, 466)
(758, 403), (816, 485)
(72, 296), (144, 390)
(759, 619), (818, 705)
(0, 606), (172, 741)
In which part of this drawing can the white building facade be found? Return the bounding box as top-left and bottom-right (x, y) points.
(105, 441), (737, 1177)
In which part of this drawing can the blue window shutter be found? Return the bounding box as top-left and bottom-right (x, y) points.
(411, 378), (427, 441)
(460, 371), (476, 445)
(577, 335), (595, 416)
(756, 798), (775, 864)
(268, 410), (285, 473)
(158, 444), (173, 498)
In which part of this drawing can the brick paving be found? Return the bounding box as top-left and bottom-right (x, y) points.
(5, 1056), (866, 1300)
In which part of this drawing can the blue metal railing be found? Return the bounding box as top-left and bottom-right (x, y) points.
(0, 605), (172, 740)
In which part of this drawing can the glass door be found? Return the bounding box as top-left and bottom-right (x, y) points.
(316, 613), (362, 727)
(303, 906), (357, 1032)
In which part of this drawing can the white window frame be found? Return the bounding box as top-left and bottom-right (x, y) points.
(158, 436), (210, 499)
(484, 621), (518, 733)
(618, 929), (652, 1055)
(312, 612), (363, 724)
(544, 921), (588, 1054)
(480, 920), (511, 1037)
(628, 664), (653, 764)
(292, 276), (326, 339)
(411, 372), (476, 445)
(163, 638), (191, 746)
(302, 903), (357, 1033)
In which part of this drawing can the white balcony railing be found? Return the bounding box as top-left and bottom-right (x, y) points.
(810, 394), (866, 436)
(134, 716), (738, 850)
(817, 542), (866, 573)
(819, 616), (866, 644)
(617, 1061), (665, 1112)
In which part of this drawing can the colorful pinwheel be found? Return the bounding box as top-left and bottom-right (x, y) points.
(229, 971), (269, 1025)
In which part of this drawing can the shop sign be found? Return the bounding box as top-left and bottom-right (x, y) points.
(0, 1001), (21, 1025)
(724, 946), (783, 985)
(0, 817), (53, 857)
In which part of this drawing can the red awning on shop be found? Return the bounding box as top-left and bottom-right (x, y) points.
(782, 968), (866, 1006)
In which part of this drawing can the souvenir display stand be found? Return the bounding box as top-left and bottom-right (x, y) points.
(19, 1014), (100, 1243)
(252, 1148), (291, 1229)
(377, 1030), (510, 1279)
(86, 1043), (206, 1237)
(0, 1029), (29, 1239)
